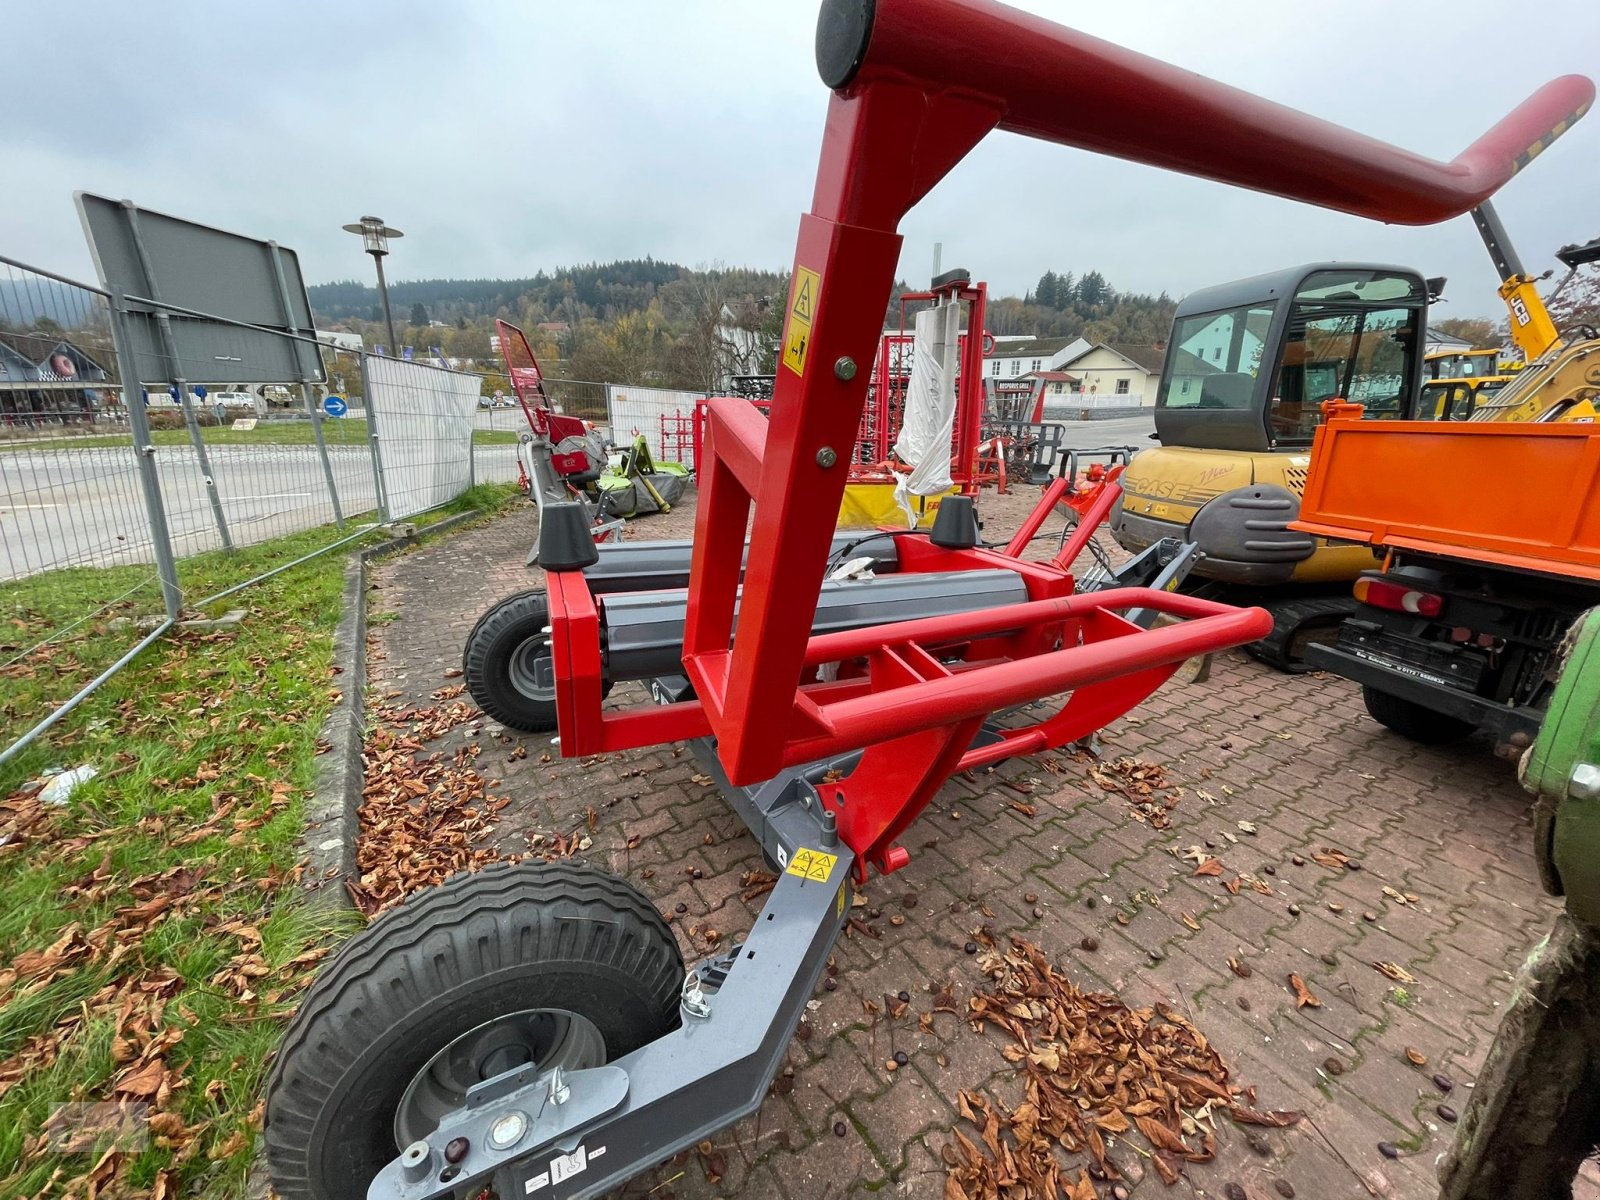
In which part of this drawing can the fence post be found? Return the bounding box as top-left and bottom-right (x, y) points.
(174, 381), (235, 550)
(108, 290), (183, 620)
(302, 381), (345, 528)
(359, 353), (391, 522)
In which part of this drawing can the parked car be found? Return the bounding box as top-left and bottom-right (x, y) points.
(211, 391), (262, 410)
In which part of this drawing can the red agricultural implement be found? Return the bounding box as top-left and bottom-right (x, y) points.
(264, 3), (1593, 1198)
(495, 319), (620, 539)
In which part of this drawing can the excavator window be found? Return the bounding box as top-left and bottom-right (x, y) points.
(1162, 303), (1275, 409)
(1268, 304), (1414, 441)
(1293, 270), (1423, 304)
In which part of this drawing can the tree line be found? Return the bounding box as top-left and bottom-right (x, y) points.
(305, 261), (1194, 393)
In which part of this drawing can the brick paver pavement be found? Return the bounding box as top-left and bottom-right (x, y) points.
(366, 490), (1597, 1200)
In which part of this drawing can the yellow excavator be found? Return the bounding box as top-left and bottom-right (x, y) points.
(1448, 203), (1600, 423)
(1108, 199), (1600, 668)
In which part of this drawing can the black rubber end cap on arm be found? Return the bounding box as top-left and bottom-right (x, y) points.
(538, 502), (601, 571)
(816, 0), (876, 90)
(929, 494), (979, 549)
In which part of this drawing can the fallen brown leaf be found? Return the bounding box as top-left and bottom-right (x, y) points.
(1287, 974), (1322, 1008)
(943, 934), (1236, 1194)
(1230, 1105), (1305, 1128)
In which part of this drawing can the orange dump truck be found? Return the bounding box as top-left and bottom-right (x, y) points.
(1292, 401), (1600, 745)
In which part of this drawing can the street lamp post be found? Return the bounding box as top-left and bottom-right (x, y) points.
(342, 216), (404, 355)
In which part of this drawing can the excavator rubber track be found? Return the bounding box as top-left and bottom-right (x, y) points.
(1244, 594), (1358, 673)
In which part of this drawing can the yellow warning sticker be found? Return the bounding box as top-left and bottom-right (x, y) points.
(782, 266), (820, 377)
(790, 269), (817, 322)
(787, 846), (837, 884)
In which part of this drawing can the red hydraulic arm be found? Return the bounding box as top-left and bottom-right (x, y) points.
(683, 0), (1592, 789)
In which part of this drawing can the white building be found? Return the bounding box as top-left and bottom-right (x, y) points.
(1424, 327), (1475, 353)
(984, 335), (1090, 381)
(1039, 343), (1168, 410)
(715, 302), (775, 390)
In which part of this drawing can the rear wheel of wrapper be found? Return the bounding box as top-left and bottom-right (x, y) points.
(264, 861), (683, 1200)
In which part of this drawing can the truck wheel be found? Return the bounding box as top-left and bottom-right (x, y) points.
(463, 589), (609, 731)
(264, 862), (682, 1200)
(1361, 685), (1476, 744)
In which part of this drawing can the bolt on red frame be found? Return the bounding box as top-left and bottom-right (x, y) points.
(545, 0), (1593, 882)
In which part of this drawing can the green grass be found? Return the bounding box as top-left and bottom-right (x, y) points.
(0, 421), (518, 451)
(0, 483), (520, 1198)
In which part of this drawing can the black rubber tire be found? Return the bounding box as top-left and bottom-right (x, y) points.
(264, 861), (683, 1200)
(1361, 685), (1477, 745)
(463, 589), (610, 731)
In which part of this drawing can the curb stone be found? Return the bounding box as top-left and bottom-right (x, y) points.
(299, 551), (367, 908)
(298, 507), (487, 909)
(251, 509), (487, 1200)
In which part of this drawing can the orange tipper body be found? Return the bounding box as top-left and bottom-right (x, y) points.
(1292, 401), (1600, 582)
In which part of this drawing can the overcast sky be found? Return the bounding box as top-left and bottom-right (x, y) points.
(7, 0), (1597, 321)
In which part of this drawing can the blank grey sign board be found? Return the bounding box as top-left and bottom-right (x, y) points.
(76, 192), (324, 386)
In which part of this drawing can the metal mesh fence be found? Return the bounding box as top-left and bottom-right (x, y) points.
(1, 246), (741, 761)
(1, 259), (179, 764)
(0, 262), (151, 579)
(363, 355), (479, 520)
(0, 251), (517, 762)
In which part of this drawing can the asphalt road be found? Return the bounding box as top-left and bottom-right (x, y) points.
(1, 412), (1157, 582)
(0, 442), (521, 581)
(1048, 411), (1157, 453)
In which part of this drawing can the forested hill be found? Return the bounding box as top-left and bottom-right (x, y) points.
(307, 258), (1179, 348)
(307, 260), (783, 325)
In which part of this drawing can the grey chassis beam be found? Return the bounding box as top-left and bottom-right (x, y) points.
(569, 530), (904, 593)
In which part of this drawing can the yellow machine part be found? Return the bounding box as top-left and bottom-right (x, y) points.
(837, 482), (954, 529)
(1117, 445), (1376, 584)
(1421, 376), (1513, 420)
(1469, 336), (1600, 423)
(1501, 276), (1563, 363)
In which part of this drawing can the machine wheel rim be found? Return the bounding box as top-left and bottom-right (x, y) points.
(507, 634), (556, 702)
(394, 1008), (606, 1146)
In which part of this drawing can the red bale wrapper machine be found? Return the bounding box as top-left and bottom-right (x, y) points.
(263, 2), (1591, 1197)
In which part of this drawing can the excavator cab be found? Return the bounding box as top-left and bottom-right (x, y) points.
(1418, 348), (1514, 420)
(1154, 264), (1427, 452)
(1425, 347), (1505, 381)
